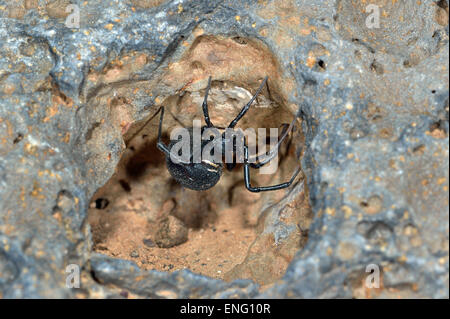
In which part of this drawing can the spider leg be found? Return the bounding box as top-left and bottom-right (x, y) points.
(243, 137), (301, 192)
(249, 117), (296, 169)
(156, 106), (195, 164)
(156, 106), (171, 156)
(202, 76), (214, 127)
(223, 132), (237, 171)
(228, 76), (268, 129)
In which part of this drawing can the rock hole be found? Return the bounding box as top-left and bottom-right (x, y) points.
(90, 270), (102, 284)
(437, 0), (449, 10)
(317, 59), (326, 70)
(232, 36), (248, 45)
(370, 60), (384, 75)
(94, 198), (109, 210)
(85, 122), (101, 141)
(412, 144), (426, 155)
(86, 35), (312, 287)
(359, 195), (383, 214)
(13, 133), (23, 144)
(429, 120), (448, 138)
(119, 179), (132, 192)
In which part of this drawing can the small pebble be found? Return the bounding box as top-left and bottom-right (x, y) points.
(154, 215), (188, 248)
(143, 238), (156, 247)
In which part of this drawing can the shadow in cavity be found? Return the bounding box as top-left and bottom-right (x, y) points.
(125, 137), (166, 180)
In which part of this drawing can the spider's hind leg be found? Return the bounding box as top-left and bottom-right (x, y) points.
(249, 117), (296, 169)
(243, 137), (301, 193)
(156, 106), (171, 156)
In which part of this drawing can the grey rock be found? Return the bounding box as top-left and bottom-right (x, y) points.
(90, 253), (259, 298)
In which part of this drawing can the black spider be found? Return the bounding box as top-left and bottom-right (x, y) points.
(156, 76), (301, 192)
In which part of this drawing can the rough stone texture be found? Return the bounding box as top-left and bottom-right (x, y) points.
(0, 0), (448, 298)
(154, 215), (188, 248)
(88, 253), (259, 298)
(224, 179), (311, 286)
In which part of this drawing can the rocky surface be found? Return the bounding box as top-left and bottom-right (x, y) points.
(0, 0), (448, 298)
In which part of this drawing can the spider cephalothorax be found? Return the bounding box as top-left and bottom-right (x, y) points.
(156, 76), (300, 192)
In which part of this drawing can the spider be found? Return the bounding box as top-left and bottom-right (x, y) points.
(156, 76), (301, 192)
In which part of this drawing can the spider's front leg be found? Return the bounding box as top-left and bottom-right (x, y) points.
(228, 76), (268, 129)
(248, 117), (296, 169)
(225, 117), (295, 172)
(243, 137), (301, 193)
(156, 106), (171, 156)
(202, 76), (214, 128)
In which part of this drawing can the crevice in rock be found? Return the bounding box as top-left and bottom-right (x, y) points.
(84, 35), (312, 286)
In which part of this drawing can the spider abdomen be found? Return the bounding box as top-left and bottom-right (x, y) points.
(165, 130), (223, 191)
(166, 159), (223, 191)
